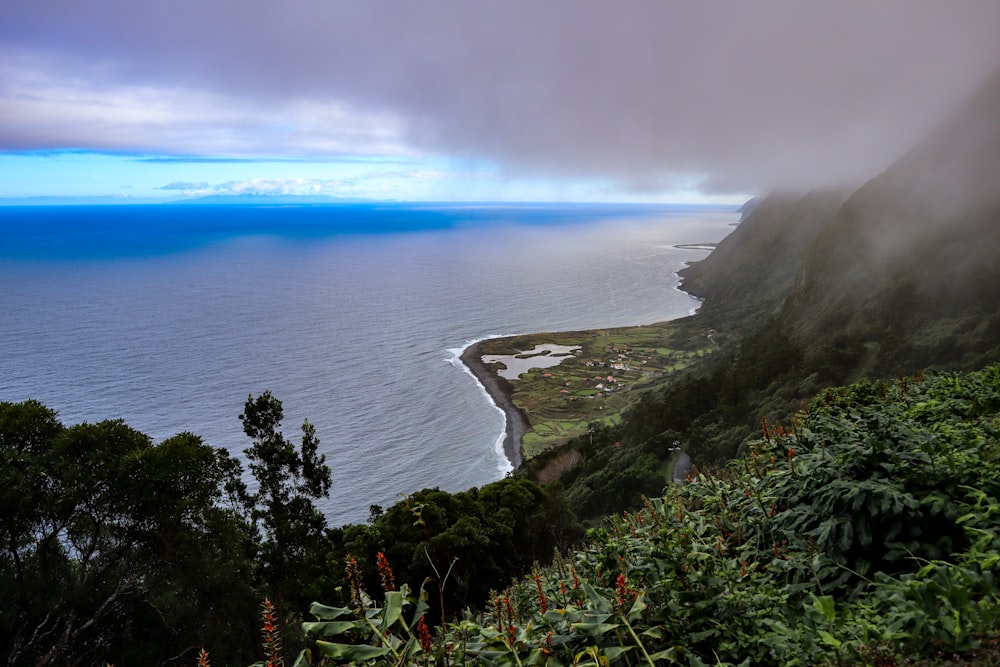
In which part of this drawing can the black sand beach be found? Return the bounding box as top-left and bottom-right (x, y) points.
(460, 341), (528, 469)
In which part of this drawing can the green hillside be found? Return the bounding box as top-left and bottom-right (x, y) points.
(299, 365), (1000, 666)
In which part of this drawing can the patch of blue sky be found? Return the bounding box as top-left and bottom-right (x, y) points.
(0, 150), (746, 205)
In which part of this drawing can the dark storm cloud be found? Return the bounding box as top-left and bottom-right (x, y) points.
(2, 1), (999, 194)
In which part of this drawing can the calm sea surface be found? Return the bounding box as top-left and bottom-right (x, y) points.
(0, 203), (736, 525)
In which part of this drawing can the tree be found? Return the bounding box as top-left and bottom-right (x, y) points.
(240, 391), (335, 614)
(0, 400), (257, 667)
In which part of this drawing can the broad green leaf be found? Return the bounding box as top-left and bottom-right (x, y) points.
(602, 645), (634, 661)
(465, 649), (512, 659)
(580, 580), (612, 612)
(302, 620), (366, 637)
(309, 602), (352, 620)
(839, 520), (854, 554)
(648, 648), (680, 662)
(811, 594), (836, 623)
(315, 641), (392, 660)
(382, 590), (404, 630)
(817, 630), (842, 648)
(570, 621), (620, 637)
(627, 592), (647, 621)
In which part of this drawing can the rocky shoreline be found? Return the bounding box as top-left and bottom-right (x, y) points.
(460, 341), (528, 469)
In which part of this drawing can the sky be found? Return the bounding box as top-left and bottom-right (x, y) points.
(1, 1), (999, 204)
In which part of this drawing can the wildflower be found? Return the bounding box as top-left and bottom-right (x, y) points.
(260, 598), (284, 667)
(492, 595), (506, 631)
(345, 553), (365, 613)
(773, 542), (780, 560)
(741, 561), (748, 577)
(416, 615), (432, 653)
(507, 624), (518, 646)
(376, 551), (396, 592)
(197, 649), (211, 667)
(533, 570), (548, 613)
(642, 495), (659, 520)
(761, 417), (772, 442)
(615, 573), (636, 607)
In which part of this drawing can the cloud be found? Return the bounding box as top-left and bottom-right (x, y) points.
(0, 49), (412, 157)
(159, 181), (210, 191)
(160, 171), (448, 199)
(2, 1), (1000, 195)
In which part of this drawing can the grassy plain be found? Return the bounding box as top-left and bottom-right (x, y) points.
(476, 318), (718, 458)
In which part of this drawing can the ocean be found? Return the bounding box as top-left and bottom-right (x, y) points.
(0, 202), (737, 525)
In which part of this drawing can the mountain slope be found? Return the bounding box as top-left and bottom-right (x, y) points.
(682, 64), (1000, 378)
(788, 65), (1000, 374)
(678, 189), (849, 330)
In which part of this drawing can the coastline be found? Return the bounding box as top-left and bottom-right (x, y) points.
(460, 341), (527, 469)
(458, 239), (732, 470)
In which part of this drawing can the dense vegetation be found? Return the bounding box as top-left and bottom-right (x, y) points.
(0, 393), (583, 666)
(294, 365), (1000, 666)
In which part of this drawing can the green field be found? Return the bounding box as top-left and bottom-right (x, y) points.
(477, 320), (717, 457)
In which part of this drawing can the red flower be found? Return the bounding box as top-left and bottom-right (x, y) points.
(344, 553), (365, 613)
(376, 551), (396, 592)
(615, 573), (635, 607)
(416, 615), (432, 653)
(533, 570), (548, 613)
(260, 598), (284, 667)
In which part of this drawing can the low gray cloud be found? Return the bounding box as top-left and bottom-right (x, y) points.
(2, 1), (1000, 195)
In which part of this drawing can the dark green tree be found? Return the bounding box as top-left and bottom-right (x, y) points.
(0, 400), (257, 667)
(343, 478), (583, 623)
(240, 391), (335, 614)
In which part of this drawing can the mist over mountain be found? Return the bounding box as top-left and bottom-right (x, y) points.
(681, 64), (1000, 379)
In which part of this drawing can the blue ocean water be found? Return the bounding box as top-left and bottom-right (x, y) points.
(0, 202), (736, 525)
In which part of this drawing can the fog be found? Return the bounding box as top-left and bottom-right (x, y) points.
(2, 1), (1000, 195)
